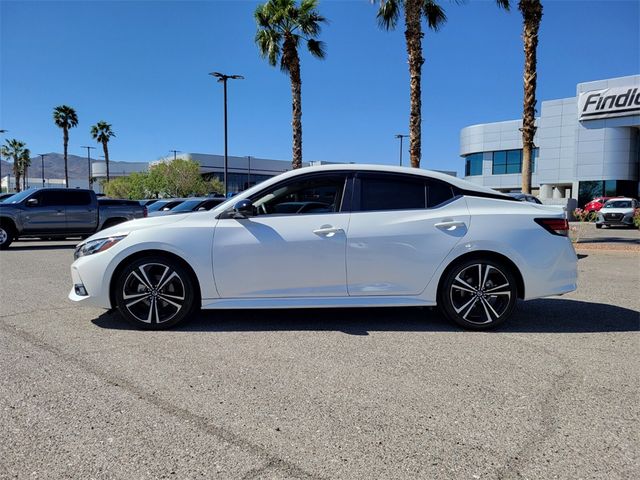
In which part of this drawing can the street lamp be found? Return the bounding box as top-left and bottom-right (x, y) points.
(394, 134), (409, 167)
(0, 129), (7, 192)
(38, 154), (47, 187)
(81, 146), (96, 189)
(209, 71), (244, 196)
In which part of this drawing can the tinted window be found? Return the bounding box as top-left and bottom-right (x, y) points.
(427, 181), (454, 208)
(360, 175), (425, 211)
(36, 190), (71, 206)
(65, 191), (93, 206)
(252, 174), (346, 215)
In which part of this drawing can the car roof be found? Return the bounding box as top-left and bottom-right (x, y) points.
(272, 164), (510, 198)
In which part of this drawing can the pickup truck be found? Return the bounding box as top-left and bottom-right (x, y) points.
(0, 188), (146, 249)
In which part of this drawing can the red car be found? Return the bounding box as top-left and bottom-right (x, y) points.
(584, 197), (615, 212)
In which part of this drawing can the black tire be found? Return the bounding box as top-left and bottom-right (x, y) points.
(595, 224), (602, 229)
(114, 256), (197, 330)
(438, 258), (518, 330)
(0, 223), (15, 249)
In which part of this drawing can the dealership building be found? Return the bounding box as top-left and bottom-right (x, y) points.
(460, 75), (640, 207)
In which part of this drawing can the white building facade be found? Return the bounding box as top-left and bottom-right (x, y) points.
(460, 75), (640, 208)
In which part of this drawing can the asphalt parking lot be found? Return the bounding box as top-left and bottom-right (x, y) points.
(1, 240), (638, 479)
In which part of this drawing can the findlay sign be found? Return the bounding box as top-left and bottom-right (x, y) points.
(578, 86), (640, 121)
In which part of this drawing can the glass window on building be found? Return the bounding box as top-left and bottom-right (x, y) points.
(492, 151), (507, 174)
(465, 153), (483, 176)
(492, 148), (538, 175)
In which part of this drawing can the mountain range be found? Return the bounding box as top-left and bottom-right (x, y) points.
(0, 153), (144, 180)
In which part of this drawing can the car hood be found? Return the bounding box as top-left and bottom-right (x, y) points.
(81, 214), (190, 244)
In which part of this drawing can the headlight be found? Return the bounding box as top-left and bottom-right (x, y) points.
(74, 235), (127, 260)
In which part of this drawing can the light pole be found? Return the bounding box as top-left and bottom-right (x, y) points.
(81, 146), (96, 190)
(0, 129), (7, 192)
(209, 71), (244, 196)
(169, 149), (180, 162)
(395, 134), (409, 167)
(38, 154), (47, 187)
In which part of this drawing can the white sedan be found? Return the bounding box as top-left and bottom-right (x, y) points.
(69, 165), (577, 330)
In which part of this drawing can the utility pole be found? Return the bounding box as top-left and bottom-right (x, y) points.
(39, 154), (47, 187)
(169, 149), (180, 162)
(395, 134), (409, 167)
(209, 71), (244, 196)
(81, 146), (96, 189)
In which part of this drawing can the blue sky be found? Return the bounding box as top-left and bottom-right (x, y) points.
(1, 0), (638, 175)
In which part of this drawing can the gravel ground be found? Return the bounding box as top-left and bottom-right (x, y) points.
(0, 240), (638, 479)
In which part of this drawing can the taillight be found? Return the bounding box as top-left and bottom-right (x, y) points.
(534, 218), (569, 236)
(143, 206), (148, 218)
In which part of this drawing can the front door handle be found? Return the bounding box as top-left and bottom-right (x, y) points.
(313, 225), (343, 236)
(435, 221), (466, 231)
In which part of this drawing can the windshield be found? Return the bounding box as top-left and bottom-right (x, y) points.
(2, 189), (37, 204)
(170, 199), (204, 213)
(603, 200), (631, 209)
(147, 200), (173, 212)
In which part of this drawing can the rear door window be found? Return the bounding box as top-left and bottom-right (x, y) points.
(65, 191), (93, 206)
(358, 174), (426, 211)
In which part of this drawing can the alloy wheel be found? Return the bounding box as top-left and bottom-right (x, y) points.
(449, 263), (512, 326)
(121, 263), (186, 324)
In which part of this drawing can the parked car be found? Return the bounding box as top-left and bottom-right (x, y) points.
(0, 188), (146, 249)
(584, 196), (615, 212)
(69, 165), (577, 331)
(149, 197), (226, 216)
(146, 199), (186, 215)
(139, 199), (159, 208)
(595, 198), (638, 228)
(507, 193), (542, 204)
(0, 193), (15, 202)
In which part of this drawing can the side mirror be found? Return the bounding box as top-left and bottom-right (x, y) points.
(233, 199), (256, 218)
(26, 198), (39, 207)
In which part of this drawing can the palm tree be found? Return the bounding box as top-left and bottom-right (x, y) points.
(255, 0), (327, 169)
(376, 0), (509, 168)
(519, 0), (542, 194)
(91, 121), (116, 181)
(53, 105), (79, 187)
(1, 139), (27, 192)
(20, 148), (31, 191)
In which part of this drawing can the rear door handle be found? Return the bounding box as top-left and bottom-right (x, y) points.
(313, 225), (343, 236)
(435, 221), (466, 230)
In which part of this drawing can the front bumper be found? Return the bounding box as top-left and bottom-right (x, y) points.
(68, 254), (114, 309)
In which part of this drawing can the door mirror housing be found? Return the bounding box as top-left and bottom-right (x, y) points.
(26, 198), (39, 207)
(232, 199), (256, 218)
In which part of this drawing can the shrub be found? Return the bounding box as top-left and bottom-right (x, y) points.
(573, 208), (596, 222)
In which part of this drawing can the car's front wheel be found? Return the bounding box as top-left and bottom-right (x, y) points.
(439, 258), (518, 330)
(0, 224), (15, 249)
(114, 256), (196, 329)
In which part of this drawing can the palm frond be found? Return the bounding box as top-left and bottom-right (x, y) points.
(306, 38), (326, 59)
(377, 0), (401, 31)
(422, 0), (447, 31)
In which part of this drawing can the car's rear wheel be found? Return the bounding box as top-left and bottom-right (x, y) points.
(439, 258), (518, 330)
(596, 224), (603, 229)
(0, 224), (15, 249)
(114, 256), (196, 330)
